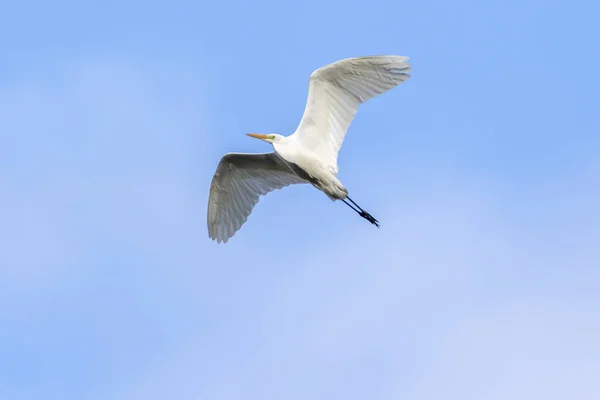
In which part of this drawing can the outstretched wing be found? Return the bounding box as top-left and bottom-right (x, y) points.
(291, 55), (411, 173)
(207, 152), (307, 243)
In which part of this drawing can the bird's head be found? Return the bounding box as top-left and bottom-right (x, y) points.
(246, 133), (284, 144)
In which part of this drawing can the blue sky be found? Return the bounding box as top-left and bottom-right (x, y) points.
(1, 0), (599, 399)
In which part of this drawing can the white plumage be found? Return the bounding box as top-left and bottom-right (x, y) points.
(207, 153), (306, 242)
(208, 55), (411, 243)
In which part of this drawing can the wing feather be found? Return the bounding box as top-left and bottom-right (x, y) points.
(207, 152), (307, 243)
(292, 55), (411, 173)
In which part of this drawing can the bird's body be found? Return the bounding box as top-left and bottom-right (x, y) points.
(208, 55), (411, 243)
(273, 135), (348, 200)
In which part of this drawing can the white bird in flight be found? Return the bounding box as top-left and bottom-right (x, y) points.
(208, 55), (411, 243)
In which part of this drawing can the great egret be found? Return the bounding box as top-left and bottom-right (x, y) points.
(208, 55), (411, 243)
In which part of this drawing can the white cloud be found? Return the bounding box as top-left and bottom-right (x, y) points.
(109, 162), (600, 400)
(400, 300), (600, 400)
(108, 154), (599, 400)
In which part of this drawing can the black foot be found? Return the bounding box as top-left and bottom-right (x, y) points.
(359, 211), (380, 228)
(342, 197), (380, 228)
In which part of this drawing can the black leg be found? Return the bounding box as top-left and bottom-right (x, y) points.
(342, 198), (362, 214)
(343, 196), (380, 228)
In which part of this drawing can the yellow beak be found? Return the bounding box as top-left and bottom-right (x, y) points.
(246, 133), (270, 141)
